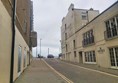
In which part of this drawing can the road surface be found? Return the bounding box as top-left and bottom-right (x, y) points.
(45, 59), (118, 83)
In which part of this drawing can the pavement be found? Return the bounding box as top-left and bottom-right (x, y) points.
(62, 60), (118, 76)
(14, 58), (67, 83)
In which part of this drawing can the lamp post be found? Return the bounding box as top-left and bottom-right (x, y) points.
(48, 48), (49, 55)
(36, 46), (38, 57)
(40, 38), (42, 56)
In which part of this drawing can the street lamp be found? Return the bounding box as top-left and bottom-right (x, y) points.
(36, 46), (38, 57)
(48, 48), (49, 55)
(40, 38), (42, 56)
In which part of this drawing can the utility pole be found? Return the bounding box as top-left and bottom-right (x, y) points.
(48, 48), (49, 55)
(40, 38), (42, 56)
(36, 46), (38, 57)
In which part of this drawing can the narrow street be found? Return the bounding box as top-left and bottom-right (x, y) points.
(45, 59), (118, 83)
(14, 58), (67, 83)
(14, 58), (118, 83)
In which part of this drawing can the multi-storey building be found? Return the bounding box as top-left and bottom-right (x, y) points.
(61, 4), (99, 62)
(0, 0), (37, 83)
(61, 1), (118, 69)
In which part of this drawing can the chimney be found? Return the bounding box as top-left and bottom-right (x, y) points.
(90, 8), (94, 11)
(68, 3), (74, 11)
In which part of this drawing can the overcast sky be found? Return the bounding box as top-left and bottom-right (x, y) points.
(32, 0), (117, 57)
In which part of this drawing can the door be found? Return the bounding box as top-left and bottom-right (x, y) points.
(79, 52), (83, 63)
(27, 51), (29, 66)
(18, 46), (22, 76)
(24, 49), (27, 68)
(109, 47), (118, 68)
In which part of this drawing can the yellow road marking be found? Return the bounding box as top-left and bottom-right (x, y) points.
(62, 61), (118, 78)
(43, 59), (74, 83)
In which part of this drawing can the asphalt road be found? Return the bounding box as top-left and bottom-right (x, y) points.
(45, 59), (118, 83)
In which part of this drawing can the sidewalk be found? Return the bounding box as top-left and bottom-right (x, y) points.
(62, 60), (118, 76)
(14, 58), (67, 83)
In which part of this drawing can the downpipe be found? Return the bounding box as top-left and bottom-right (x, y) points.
(10, 0), (16, 83)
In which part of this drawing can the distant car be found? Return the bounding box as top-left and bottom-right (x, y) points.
(38, 55), (43, 58)
(47, 54), (54, 58)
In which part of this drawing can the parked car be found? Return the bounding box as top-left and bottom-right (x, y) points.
(47, 54), (54, 58)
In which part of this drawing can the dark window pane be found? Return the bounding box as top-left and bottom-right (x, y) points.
(109, 48), (115, 66)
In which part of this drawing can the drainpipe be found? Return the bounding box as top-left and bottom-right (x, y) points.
(86, 11), (89, 22)
(10, 0), (16, 83)
(29, 17), (32, 65)
(29, 35), (31, 65)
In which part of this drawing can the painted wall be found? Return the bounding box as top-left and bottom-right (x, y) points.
(0, 1), (12, 83)
(13, 27), (29, 81)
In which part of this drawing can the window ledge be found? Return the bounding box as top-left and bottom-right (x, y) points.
(83, 43), (95, 47)
(84, 62), (97, 64)
(110, 67), (118, 70)
(105, 35), (118, 41)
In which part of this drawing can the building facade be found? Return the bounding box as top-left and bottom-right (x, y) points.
(61, 1), (118, 69)
(0, 0), (37, 83)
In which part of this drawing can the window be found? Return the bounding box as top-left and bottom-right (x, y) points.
(66, 44), (68, 52)
(73, 40), (76, 49)
(82, 15), (87, 20)
(109, 47), (118, 67)
(105, 15), (118, 38)
(65, 24), (66, 30)
(85, 51), (96, 63)
(18, 46), (22, 73)
(65, 33), (67, 40)
(74, 51), (76, 58)
(63, 54), (65, 59)
(82, 11), (87, 14)
(24, 48), (27, 68)
(23, 19), (27, 34)
(83, 29), (94, 46)
(81, 11), (87, 20)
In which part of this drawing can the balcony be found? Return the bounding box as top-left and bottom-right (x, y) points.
(104, 28), (118, 40)
(30, 31), (37, 47)
(82, 36), (94, 47)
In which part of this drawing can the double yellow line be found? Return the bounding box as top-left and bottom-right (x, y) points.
(43, 60), (74, 83)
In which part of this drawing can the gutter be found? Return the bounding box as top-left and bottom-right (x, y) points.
(10, 0), (16, 83)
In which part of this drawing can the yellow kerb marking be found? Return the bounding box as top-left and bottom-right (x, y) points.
(43, 60), (74, 83)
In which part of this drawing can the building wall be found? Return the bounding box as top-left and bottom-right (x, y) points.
(13, 27), (29, 81)
(0, 0), (34, 83)
(61, 2), (118, 69)
(16, 0), (31, 46)
(0, 1), (12, 83)
(61, 4), (99, 62)
(82, 2), (118, 68)
(74, 9), (99, 31)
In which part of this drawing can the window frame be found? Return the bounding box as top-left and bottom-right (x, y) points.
(105, 15), (118, 39)
(84, 51), (96, 64)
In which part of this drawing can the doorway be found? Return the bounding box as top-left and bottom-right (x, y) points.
(79, 51), (83, 63)
(18, 46), (22, 76)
